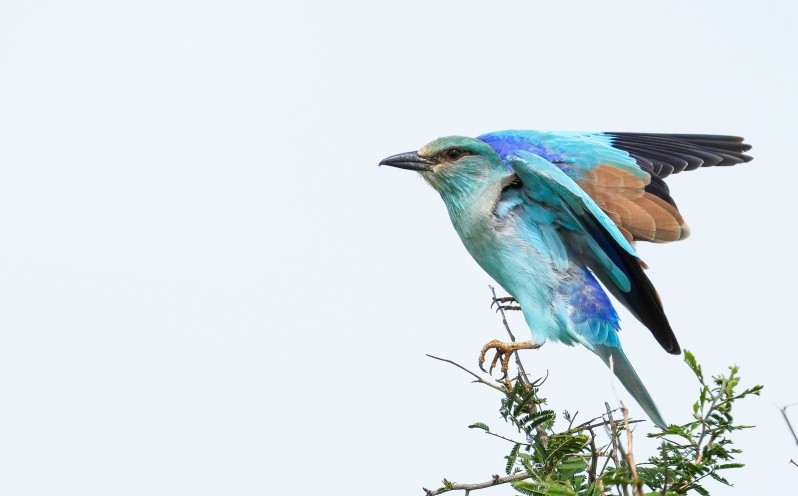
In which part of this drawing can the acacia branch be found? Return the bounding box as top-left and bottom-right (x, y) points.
(422, 471), (532, 496)
(695, 376), (729, 464)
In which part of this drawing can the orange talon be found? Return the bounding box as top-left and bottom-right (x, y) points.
(478, 339), (541, 387)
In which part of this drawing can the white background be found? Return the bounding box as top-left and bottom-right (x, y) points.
(1, 1), (796, 494)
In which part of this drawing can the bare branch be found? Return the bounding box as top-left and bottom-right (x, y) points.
(781, 404), (798, 448)
(422, 471), (532, 496)
(481, 430), (529, 446)
(425, 354), (505, 393)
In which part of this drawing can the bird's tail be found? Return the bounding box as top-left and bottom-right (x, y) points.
(592, 344), (667, 429)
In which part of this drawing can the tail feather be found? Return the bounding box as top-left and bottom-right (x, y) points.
(593, 344), (667, 429)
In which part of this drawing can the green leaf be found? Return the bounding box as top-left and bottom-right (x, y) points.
(694, 484), (710, 496)
(708, 471), (731, 485)
(557, 456), (587, 472)
(468, 422), (490, 432)
(513, 387), (540, 416)
(513, 479), (577, 496)
(520, 410), (557, 432)
(506, 443), (521, 475)
(684, 350), (704, 384)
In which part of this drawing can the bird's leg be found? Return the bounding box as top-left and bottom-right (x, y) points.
(490, 295), (522, 312)
(478, 339), (541, 388)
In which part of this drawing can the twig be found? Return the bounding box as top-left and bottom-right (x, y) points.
(790, 459), (798, 469)
(489, 285), (527, 381)
(482, 430), (531, 447)
(425, 354), (505, 393)
(567, 417), (643, 434)
(622, 406), (644, 496)
(781, 403), (798, 448)
(490, 286), (517, 340)
(422, 471), (532, 496)
(659, 442), (670, 496)
(605, 403), (630, 496)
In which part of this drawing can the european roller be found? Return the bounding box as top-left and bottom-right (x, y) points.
(380, 131), (752, 428)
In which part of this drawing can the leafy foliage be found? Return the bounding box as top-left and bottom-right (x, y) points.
(639, 351), (763, 495)
(431, 351), (761, 496)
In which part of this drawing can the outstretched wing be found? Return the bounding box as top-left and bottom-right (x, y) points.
(479, 130), (752, 243)
(506, 150), (680, 354)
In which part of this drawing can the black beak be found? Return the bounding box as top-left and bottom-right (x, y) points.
(379, 151), (435, 172)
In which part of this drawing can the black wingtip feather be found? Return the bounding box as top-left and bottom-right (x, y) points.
(607, 132), (753, 176)
(606, 132), (752, 210)
(581, 209), (681, 354)
(615, 245), (681, 355)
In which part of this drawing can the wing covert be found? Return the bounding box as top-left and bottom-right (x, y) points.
(479, 130), (752, 244)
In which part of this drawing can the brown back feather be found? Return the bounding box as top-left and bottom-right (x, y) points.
(577, 165), (690, 243)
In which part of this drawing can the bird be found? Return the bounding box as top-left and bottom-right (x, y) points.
(380, 130), (752, 428)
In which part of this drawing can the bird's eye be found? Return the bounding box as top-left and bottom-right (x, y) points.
(446, 148), (462, 160)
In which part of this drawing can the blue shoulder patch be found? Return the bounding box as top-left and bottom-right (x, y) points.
(477, 130), (647, 182)
(478, 130), (565, 166)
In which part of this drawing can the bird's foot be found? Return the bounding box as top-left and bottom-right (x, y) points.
(491, 296), (522, 312)
(478, 339), (541, 388)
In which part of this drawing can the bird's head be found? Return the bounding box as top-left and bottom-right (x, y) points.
(379, 136), (510, 199)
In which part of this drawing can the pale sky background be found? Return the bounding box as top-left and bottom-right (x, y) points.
(1, 1), (796, 494)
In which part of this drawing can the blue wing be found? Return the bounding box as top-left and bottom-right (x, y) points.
(506, 150), (680, 354)
(480, 130), (751, 243)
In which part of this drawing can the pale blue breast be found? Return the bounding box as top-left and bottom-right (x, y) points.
(462, 187), (621, 348)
